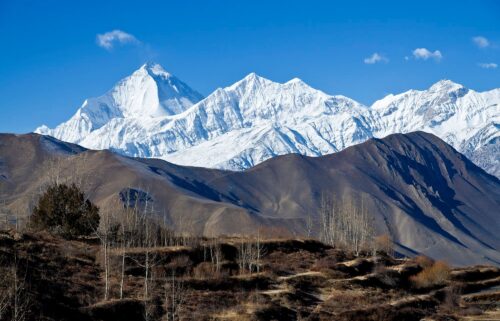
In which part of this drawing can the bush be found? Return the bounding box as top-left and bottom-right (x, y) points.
(166, 255), (193, 276)
(410, 260), (450, 288)
(413, 255), (434, 269)
(375, 234), (394, 257)
(193, 262), (215, 279)
(311, 256), (338, 272)
(31, 183), (99, 239)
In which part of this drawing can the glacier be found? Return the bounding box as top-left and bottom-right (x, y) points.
(36, 63), (500, 177)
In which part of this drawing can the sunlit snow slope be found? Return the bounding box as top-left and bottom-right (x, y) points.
(36, 63), (500, 177)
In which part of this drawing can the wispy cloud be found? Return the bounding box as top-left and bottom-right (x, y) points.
(478, 62), (497, 69)
(96, 30), (140, 50)
(412, 48), (442, 61)
(472, 36), (489, 48)
(364, 53), (388, 64)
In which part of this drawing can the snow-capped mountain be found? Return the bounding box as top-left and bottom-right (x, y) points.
(36, 63), (500, 177)
(36, 63), (204, 142)
(369, 80), (500, 176)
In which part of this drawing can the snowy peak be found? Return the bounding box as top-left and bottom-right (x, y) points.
(429, 79), (466, 92)
(427, 79), (469, 101)
(229, 73), (317, 93)
(35, 67), (500, 178)
(82, 62), (203, 119)
(116, 63), (204, 117)
(285, 77), (307, 86)
(212, 72), (362, 123)
(371, 79), (470, 112)
(35, 63), (203, 141)
(227, 72), (274, 91)
(227, 73), (318, 94)
(283, 77), (326, 94)
(140, 62), (172, 77)
(368, 79), (499, 176)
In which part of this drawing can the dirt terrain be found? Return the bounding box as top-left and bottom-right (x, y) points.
(1, 230), (499, 321)
(1, 132), (499, 266)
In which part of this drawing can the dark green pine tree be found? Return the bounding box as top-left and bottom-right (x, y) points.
(31, 183), (99, 239)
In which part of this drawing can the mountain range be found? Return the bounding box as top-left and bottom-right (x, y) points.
(35, 63), (500, 177)
(1, 132), (499, 266)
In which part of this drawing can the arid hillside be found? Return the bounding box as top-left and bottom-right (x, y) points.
(0, 132), (499, 265)
(0, 230), (499, 321)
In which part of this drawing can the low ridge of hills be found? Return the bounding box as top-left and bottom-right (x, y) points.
(0, 131), (498, 266)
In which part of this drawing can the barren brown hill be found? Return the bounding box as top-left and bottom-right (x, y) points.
(0, 132), (499, 265)
(1, 230), (500, 321)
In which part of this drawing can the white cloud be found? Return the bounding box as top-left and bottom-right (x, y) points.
(478, 62), (497, 69)
(472, 36), (489, 48)
(363, 53), (388, 64)
(412, 48), (442, 61)
(96, 30), (140, 50)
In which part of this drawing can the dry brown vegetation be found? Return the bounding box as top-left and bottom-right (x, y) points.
(410, 260), (451, 289)
(0, 228), (499, 321)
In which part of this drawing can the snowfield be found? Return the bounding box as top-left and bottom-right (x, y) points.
(36, 63), (500, 177)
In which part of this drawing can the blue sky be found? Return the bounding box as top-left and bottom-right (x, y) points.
(0, 0), (498, 133)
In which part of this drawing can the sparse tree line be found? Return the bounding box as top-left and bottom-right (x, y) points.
(0, 179), (271, 321)
(0, 156), (397, 320)
(237, 231), (266, 274)
(318, 193), (393, 257)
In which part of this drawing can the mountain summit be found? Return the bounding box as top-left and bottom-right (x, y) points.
(36, 63), (203, 142)
(36, 64), (500, 177)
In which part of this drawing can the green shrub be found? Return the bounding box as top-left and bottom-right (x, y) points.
(31, 183), (99, 239)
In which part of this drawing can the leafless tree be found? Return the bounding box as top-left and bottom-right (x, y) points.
(319, 193), (374, 256)
(255, 230), (265, 273)
(208, 238), (223, 274)
(237, 231), (266, 274)
(125, 190), (161, 301)
(305, 211), (313, 238)
(319, 193), (336, 245)
(142, 195), (155, 300)
(44, 156), (63, 186)
(117, 189), (141, 299)
(0, 254), (30, 321)
(119, 215), (127, 300)
(0, 264), (10, 319)
(237, 241), (250, 274)
(176, 214), (198, 247)
(11, 254), (29, 321)
(163, 271), (185, 321)
(0, 200), (12, 230)
(96, 207), (113, 301)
